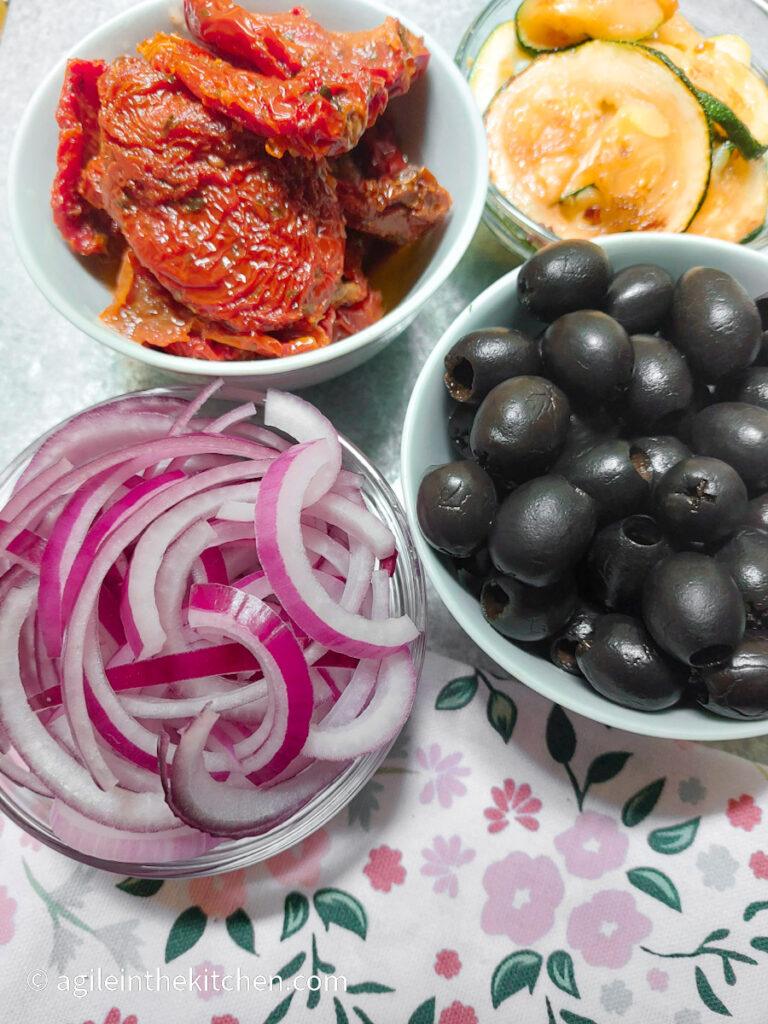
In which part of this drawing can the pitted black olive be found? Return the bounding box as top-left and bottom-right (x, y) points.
(756, 292), (768, 330)
(517, 240), (611, 322)
(689, 402), (768, 495)
(552, 410), (620, 477)
(604, 263), (674, 335)
(620, 335), (694, 429)
(715, 529), (768, 630)
(417, 461), (497, 557)
(541, 310), (634, 404)
(642, 552), (746, 667)
(488, 474), (597, 586)
(561, 439), (652, 521)
(481, 575), (578, 641)
(549, 602), (601, 675)
(587, 515), (672, 612)
(443, 328), (541, 405)
(671, 267), (762, 382)
(631, 435), (691, 486)
(454, 546), (493, 598)
(744, 494), (768, 533)
(694, 635), (768, 720)
(576, 614), (686, 711)
(653, 456), (748, 544)
(715, 366), (768, 411)
(470, 376), (570, 484)
(448, 403), (474, 459)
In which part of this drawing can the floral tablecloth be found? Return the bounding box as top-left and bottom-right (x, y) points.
(2, 652), (768, 1024)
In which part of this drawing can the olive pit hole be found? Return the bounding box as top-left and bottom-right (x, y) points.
(482, 583), (508, 621)
(621, 514), (663, 547)
(445, 358), (474, 400)
(690, 645), (734, 669)
(553, 638), (578, 671)
(629, 446), (653, 483)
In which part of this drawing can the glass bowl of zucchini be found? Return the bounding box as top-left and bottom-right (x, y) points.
(456, 0), (768, 256)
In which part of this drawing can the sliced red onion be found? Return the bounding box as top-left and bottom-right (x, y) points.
(264, 389), (342, 507)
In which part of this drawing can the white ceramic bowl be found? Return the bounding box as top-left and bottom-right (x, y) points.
(402, 232), (768, 741)
(8, 0), (487, 389)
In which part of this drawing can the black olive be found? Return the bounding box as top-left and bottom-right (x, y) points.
(715, 529), (768, 630)
(517, 240), (611, 322)
(756, 292), (768, 331)
(671, 267), (762, 382)
(653, 456), (748, 545)
(604, 263), (674, 335)
(541, 310), (634, 404)
(757, 332), (768, 367)
(417, 461), (497, 557)
(443, 328), (541, 405)
(448, 403), (474, 459)
(549, 601), (601, 675)
(744, 494), (768, 533)
(470, 376), (570, 484)
(587, 514), (673, 612)
(560, 439), (653, 521)
(630, 435), (691, 486)
(695, 635), (768, 719)
(689, 402), (768, 495)
(481, 575), (578, 641)
(620, 335), (694, 429)
(576, 614), (686, 711)
(454, 546), (492, 598)
(715, 366), (768, 411)
(552, 410), (620, 476)
(642, 552), (746, 667)
(488, 474), (597, 586)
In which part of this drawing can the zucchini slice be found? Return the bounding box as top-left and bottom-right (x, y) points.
(515, 0), (673, 54)
(484, 40), (711, 238)
(468, 19), (531, 113)
(687, 143), (768, 244)
(648, 11), (703, 51)
(710, 34), (751, 67)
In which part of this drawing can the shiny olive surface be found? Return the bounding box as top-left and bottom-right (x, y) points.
(561, 440), (652, 521)
(549, 602), (601, 676)
(689, 403), (768, 495)
(576, 614), (686, 711)
(631, 435), (691, 486)
(444, 328), (540, 405)
(604, 263), (674, 335)
(489, 474), (597, 586)
(715, 366), (768, 411)
(517, 240), (611, 322)
(715, 529), (768, 630)
(642, 552), (746, 667)
(744, 494), (768, 533)
(417, 460), (497, 557)
(653, 456), (748, 545)
(481, 575), (578, 641)
(621, 335), (694, 429)
(587, 515), (672, 612)
(542, 311), (634, 404)
(470, 376), (570, 484)
(671, 267), (762, 382)
(695, 636), (768, 719)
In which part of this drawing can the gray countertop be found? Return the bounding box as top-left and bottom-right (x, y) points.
(1, 0), (766, 764)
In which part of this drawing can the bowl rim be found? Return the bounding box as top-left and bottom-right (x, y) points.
(8, 0), (488, 378)
(0, 384), (427, 876)
(401, 231), (768, 742)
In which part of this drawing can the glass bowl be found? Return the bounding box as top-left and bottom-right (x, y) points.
(455, 0), (768, 257)
(0, 386), (426, 877)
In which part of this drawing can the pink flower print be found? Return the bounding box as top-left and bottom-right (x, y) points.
(555, 811), (629, 879)
(484, 779), (541, 834)
(193, 962), (225, 1001)
(84, 1011), (138, 1024)
(211, 1017), (239, 1024)
(481, 852), (564, 945)
(417, 744), (470, 808)
(750, 851), (768, 879)
(438, 1002), (478, 1024)
(264, 828), (330, 888)
(726, 794), (762, 832)
(20, 831), (41, 851)
(568, 891), (652, 968)
(435, 949), (462, 979)
(189, 870), (247, 918)
(0, 887), (16, 945)
(647, 969), (669, 991)
(421, 835), (475, 898)
(363, 845), (406, 892)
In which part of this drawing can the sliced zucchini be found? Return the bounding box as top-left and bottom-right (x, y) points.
(484, 40), (711, 238)
(710, 34), (751, 67)
(687, 144), (768, 243)
(515, 0), (671, 53)
(468, 19), (530, 113)
(648, 11), (703, 51)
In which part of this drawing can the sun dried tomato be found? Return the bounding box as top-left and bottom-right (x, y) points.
(138, 32), (387, 159)
(51, 58), (111, 255)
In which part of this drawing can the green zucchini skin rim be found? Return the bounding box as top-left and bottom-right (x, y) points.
(514, 0), (664, 56)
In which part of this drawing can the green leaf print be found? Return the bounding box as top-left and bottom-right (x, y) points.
(353, 1010), (375, 1024)
(275, 952), (307, 981)
(164, 906), (207, 963)
(750, 937), (768, 953)
(281, 892), (310, 941)
(695, 966), (731, 1016)
(115, 878), (164, 898)
(226, 908), (256, 954)
(435, 675), (478, 710)
(314, 889), (367, 939)
(546, 950), (580, 999)
(584, 751), (632, 791)
(560, 1012), (598, 1024)
(622, 778), (666, 827)
(744, 901), (768, 922)
(263, 992), (295, 1024)
(705, 930), (731, 944)
(346, 982), (394, 994)
(408, 998), (435, 1024)
(627, 867), (682, 912)
(491, 949), (543, 1007)
(648, 817), (700, 854)
(546, 705), (576, 764)
(487, 689), (517, 742)
(334, 998), (350, 1024)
